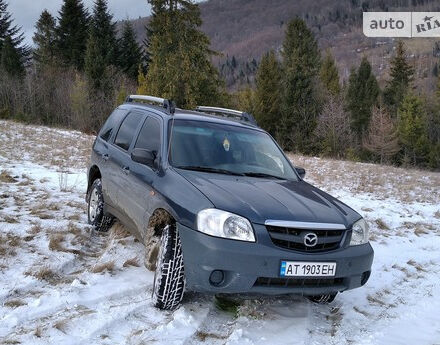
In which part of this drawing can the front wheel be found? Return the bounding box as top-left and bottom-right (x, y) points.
(307, 293), (337, 304)
(153, 224), (185, 310)
(87, 179), (114, 232)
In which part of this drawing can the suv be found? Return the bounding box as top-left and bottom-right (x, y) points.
(86, 95), (374, 310)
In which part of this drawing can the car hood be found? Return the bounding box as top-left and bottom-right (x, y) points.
(176, 170), (361, 228)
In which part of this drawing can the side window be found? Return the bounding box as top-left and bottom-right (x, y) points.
(99, 108), (126, 141)
(135, 117), (161, 153)
(114, 112), (143, 151)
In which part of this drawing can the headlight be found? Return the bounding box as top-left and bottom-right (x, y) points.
(350, 218), (369, 245)
(197, 209), (255, 242)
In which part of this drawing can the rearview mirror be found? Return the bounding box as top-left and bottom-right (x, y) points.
(131, 148), (156, 168)
(295, 166), (306, 179)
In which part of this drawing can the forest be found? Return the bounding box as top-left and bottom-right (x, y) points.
(0, 0), (439, 169)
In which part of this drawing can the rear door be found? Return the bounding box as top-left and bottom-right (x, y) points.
(107, 110), (145, 228)
(125, 115), (162, 235)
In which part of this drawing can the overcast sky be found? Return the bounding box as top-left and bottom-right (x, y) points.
(8, 0), (153, 46)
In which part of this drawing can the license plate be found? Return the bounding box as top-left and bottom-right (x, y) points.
(280, 261), (337, 277)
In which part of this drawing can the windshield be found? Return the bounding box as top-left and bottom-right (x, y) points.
(168, 120), (298, 180)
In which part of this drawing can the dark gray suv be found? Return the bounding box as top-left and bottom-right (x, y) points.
(86, 95), (374, 310)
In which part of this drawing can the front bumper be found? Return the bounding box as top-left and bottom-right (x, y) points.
(178, 223), (374, 295)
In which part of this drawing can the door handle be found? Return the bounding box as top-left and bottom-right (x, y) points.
(122, 166), (130, 175)
(102, 153), (109, 161)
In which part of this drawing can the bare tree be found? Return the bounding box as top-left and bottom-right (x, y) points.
(315, 95), (353, 158)
(363, 105), (400, 164)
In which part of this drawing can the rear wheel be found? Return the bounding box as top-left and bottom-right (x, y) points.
(152, 224), (185, 310)
(307, 293), (337, 304)
(87, 179), (114, 232)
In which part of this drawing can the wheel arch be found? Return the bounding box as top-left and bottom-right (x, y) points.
(87, 165), (101, 194)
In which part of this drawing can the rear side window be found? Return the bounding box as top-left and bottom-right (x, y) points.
(114, 112), (143, 151)
(135, 117), (161, 153)
(99, 108), (127, 141)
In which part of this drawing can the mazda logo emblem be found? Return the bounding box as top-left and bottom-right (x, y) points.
(304, 233), (318, 247)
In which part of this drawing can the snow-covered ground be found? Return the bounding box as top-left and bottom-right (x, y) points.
(0, 120), (439, 345)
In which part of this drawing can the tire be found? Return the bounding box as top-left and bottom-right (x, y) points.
(153, 224), (185, 310)
(87, 179), (114, 232)
(307, 293), (337, 304)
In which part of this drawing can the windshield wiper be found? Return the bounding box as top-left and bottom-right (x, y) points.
(242, 172), (286, 180)
(175, 165), (244, 176)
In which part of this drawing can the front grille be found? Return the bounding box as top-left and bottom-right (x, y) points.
(266, 225), (344, 252)
(254, 277), (344, 288)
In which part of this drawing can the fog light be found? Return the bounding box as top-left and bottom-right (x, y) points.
(361, 271), (371, 285)
(209, 270), (224, 286)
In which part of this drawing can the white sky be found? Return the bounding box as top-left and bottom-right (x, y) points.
(7, 0), (152, 46)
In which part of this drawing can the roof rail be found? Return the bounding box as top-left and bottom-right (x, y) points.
(195, 106), (258, 126)
(126, 95), (175, 114)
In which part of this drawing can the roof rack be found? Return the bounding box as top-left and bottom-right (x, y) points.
(126, 95), (175, 114)
(195, 106), (258, 126)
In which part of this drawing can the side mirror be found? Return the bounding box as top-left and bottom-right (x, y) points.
(295, 166), (306, 179)
(131, 148), (156, 168)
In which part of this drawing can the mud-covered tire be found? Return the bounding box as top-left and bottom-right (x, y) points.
(153, 224), (185, 310)
(87, 179), (114, 232)
(308, 293), (337, 304)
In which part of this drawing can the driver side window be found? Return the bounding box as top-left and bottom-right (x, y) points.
(135, 116), (161, 154)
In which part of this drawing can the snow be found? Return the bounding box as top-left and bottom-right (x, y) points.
(0, 120), (439, 344)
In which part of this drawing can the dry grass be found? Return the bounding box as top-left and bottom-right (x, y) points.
(54, 319), (69, 333)
(49, 233), (65, 252)
(91, 261), (115, 274)
(3, 215), (19, 224)
(0, 170), (17, 183)
(25, 266), (61, 285)
(4, 299), (27, 308)
(375, 219), (390, 230)
(111, 223), (131, 239)
(34, 326), (42, 338)
(123, 257), (140, 268)
(28, 223), (42, 234)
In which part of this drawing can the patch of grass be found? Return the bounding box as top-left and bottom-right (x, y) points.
(3, 215), (19, 224)
(49, 233), (65, 252)
(54, 319), (68, 333)
(407, 259), (427, 272)
(25, 266), (61, 285)
(214, 295), (241, 317)
(353, 306), (370, 317)
(196, 331), (227, 342)
(0, 170), (17, 183)
(434, 210), (440, 219)
(29, 223), (42, 234)
(91, 261), (115, 274)
(34, 326), (42, 338)
(375, 218), (390, 230)
(123, 257), (140, 268)
(4, 299), (27, 308)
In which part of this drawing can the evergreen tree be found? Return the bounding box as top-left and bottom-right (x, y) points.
(320, 50), (340, 96)
(56, 0), (89, 70)
(85, 0), (118, 89)
(0, 0), (29, 73)
(398, 94), (429, 166)
(346, 57), (379, 138)
(138, 0), (224, 108)
(0, 36), (24, 76)
(280, 18), (321, 152)
(384, 40), (414, 114)
(119, 21), (143, 81)
(254, 50), (282, 136)
(33, 10), (57, 65)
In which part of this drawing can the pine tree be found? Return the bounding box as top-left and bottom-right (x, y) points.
(56, 0), (89, 70)
(320, 50), (340, 96)
(363, 105), (399, 164)
(33, 10), (57, 65)
(85, 29), (106, 89)
(138, 0), (224, 108)
(0, 36), (24, 76)
(280, 18), (321, 153)
(398, 94), (430, 166)
(88, 0), (118, 66)
(119, 21), (143, 81)
(0, 0), (29, 74)
(85, 0), (118, 89)
(384, 40), (414, 114)
(254, 50), (281, 136)
(346, 57), (380, 138)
